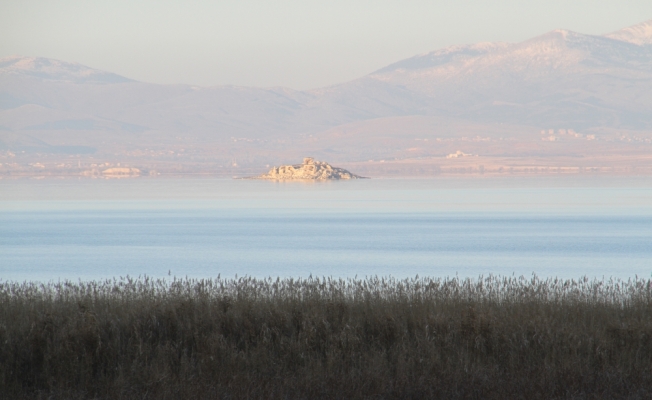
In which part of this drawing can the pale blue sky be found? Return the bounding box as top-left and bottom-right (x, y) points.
(2, 0), (651, 89)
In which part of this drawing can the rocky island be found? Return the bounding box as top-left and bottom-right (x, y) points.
(249, 158), (367, 180)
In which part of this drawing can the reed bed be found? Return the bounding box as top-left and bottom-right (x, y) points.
(1, 274), (651, 399)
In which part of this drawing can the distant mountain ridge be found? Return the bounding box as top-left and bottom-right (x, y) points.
(1, 19), (651, 165)
(0, 55), (133, 84)
(367, 20), (652, 130)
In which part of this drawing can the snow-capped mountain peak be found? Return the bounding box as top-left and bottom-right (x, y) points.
(372, 42), (509, 74)
(604, 19), (652, 45)
(0, 55), (132, 84)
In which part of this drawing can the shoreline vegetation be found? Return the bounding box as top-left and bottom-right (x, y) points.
(2, 275), (652, 399)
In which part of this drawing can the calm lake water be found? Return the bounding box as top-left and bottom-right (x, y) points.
(1, 177), (652, 282)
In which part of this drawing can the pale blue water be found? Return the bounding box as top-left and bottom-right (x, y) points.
(1, 177), (652, 281)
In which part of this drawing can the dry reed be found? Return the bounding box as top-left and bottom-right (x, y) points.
(1, 274), (651, 399)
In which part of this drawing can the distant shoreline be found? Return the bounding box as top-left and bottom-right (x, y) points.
(4, 153), (652, 179)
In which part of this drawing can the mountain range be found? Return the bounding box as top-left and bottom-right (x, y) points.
(1, 19), (651, 174)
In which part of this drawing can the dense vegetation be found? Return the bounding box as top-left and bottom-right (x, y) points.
(1, 275), (651, 399)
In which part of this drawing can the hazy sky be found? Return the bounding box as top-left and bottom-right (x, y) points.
(2, 0), (651, 89)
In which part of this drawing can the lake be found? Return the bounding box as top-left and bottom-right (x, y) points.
(1, 176), (652, 282)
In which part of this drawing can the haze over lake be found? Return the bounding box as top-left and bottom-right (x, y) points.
(2, 177), (651, 282)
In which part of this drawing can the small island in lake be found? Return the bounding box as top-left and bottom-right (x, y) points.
(248, 157), (368, 180)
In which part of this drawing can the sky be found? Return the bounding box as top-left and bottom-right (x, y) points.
(1, 0), (652, 89)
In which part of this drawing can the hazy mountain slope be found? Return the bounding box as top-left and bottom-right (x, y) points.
(302, 115), (542, 161)
(113, 86), (314, 140)
(0, 56), (437, 145)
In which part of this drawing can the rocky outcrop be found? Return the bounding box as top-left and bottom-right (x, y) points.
(250, 158), (367, 180)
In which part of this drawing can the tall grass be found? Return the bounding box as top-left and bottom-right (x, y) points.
(1, 274), (651, 399)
